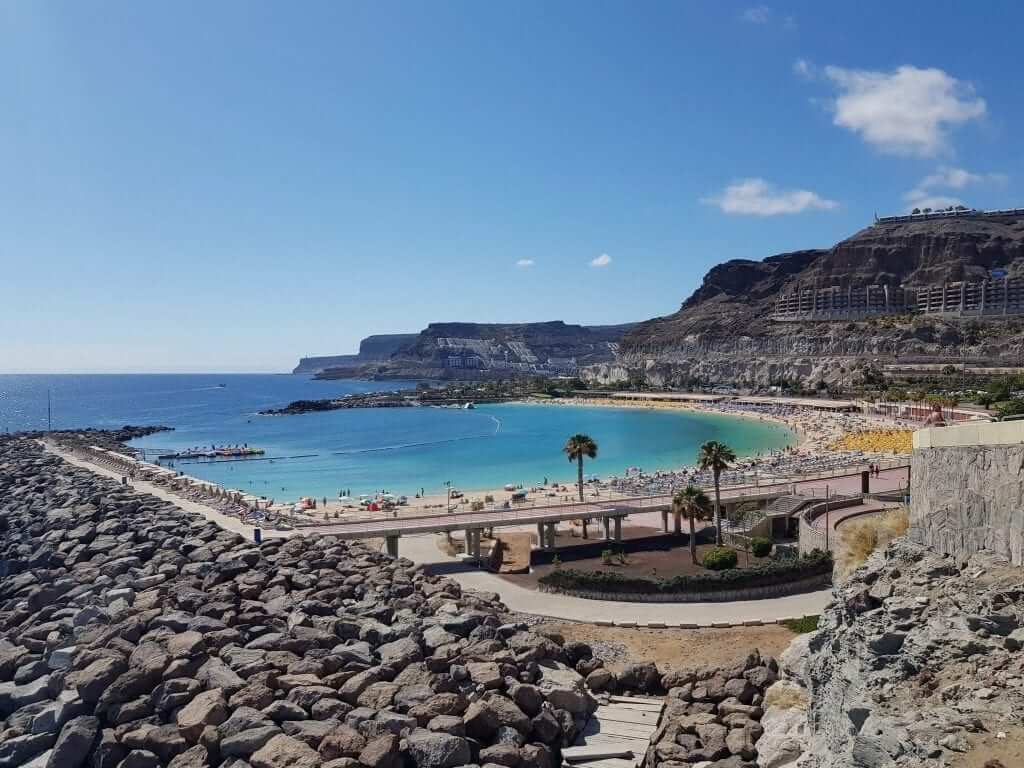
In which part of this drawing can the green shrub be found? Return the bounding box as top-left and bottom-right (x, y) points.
(538, 550), (832, 595)
(703, 546), (738, 571)
(601, 549), (613, 565)
(782, 615), (820, 634)
(750, 537), (773, 558)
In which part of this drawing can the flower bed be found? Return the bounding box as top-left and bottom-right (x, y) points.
(538, 549), (832, 596)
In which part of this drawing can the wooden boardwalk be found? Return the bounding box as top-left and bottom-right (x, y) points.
(562, 695), (665, 768)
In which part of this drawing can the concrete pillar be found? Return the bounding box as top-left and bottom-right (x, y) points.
(613, 517), (622, 541)
(582, 519), (589, 539)
(385, 536), (399, 557)
(537, 523), (544, 547)
(603, 516), (611, 540)
(661, 510), (669, 533)
(545, 523), (556, 549)
(861, 470), (870, 494)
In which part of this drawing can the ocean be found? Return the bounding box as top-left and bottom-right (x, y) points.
(0, 374), (794, 499)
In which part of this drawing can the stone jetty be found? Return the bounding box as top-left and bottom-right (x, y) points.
(0, 434), (783, 768)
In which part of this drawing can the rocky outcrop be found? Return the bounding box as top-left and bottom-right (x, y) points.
(645, 652), (780, 768)
(758, 539), (1024, 767)
(0, 436), (603, 767)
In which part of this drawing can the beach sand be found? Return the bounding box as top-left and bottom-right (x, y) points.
(299, 396), (909, 521)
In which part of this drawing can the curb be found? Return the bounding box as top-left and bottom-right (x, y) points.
(528, 614), (819, 629)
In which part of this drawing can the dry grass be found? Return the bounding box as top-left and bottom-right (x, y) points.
(835, 507), (910, 581)
(763, 680), (809, 711)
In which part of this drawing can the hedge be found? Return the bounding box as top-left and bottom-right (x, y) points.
(538, 549), (833, 595)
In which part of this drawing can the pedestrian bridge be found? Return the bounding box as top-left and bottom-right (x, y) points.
(288, 465), (909, 558)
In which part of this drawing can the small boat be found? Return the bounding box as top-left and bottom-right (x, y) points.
(463, 402), (475, 409)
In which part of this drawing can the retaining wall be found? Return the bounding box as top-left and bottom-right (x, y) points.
(538, 572), (831, 603)
(911, 421), (1024, 566)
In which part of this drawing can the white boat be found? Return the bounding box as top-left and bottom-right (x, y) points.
(463, 402), (475, 409)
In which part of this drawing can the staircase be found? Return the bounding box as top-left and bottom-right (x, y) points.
(763, 495), (814, 519)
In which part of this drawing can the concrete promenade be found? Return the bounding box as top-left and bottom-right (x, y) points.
(49, 442), (832, 627)
(396, 532), (832, 627)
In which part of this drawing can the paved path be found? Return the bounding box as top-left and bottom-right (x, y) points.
(49, 442), (833, 627)
(396, 531), (830, 627)
(48, 443), (290, 541)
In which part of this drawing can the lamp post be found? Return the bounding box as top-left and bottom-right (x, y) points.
(444, 480), (452, 514)
(824, 483), (830, 551)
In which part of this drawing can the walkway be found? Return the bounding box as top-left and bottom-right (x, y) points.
(47, 441), (833, 627)
(47, 443), (291, 541)
(396, 532), (829, 627)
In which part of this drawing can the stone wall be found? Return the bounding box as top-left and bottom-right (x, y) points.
(910, 436), (1024, 566)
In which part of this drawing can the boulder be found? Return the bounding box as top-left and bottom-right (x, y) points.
(250, 733), (322, 768)
(177, 689), (229, 742)
(405, 729), (471, 768)
(45, 715), (98, 768)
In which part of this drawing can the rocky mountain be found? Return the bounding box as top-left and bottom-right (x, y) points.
(585, 211), (1024, 388)
(307, 322), (636, 380)
(293, 335), (419, 375)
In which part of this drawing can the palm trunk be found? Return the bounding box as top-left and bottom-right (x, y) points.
(577, 456), (584, 502)
(713, 469), (723, 546)
(689, 514), (697, 564)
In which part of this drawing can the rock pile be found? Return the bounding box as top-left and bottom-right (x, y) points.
(643, 652), (778, 768)
(0, 437), (601, 768)
(759, 538), (1024, 767)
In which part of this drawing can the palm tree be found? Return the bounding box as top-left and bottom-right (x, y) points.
(563, 434), (598, 502)
(698, 440), (737, 545)
(672, 485), (711, 564)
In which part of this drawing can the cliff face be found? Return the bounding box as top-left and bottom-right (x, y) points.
(627, 214), (1024, 349)
(292, 334), (418, 374)
(312, 321), (636, 380)
(586, 213), (1024, 387)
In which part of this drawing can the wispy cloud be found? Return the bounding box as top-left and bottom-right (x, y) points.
(903, 166), (1007, 211)
(590, 253), (612, 268)
(515, 259), (535, 268)
(793, 58), (815, 80)
(818, 65), (986, 156)
(741, 6), (771, 24)
(702, 178), (838, 216)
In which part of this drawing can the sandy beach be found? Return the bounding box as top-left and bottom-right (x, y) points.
(302, 395), (912, 521)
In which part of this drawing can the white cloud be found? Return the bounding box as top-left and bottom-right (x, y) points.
(793, 58), (815, 80)
(903, 165), (1008, 211)
(702, 178), (839, 216)
(515, 259), (535, 268)
(822, 65), (986, 156)
(904, 195), (963, 212)
(590, 253), (612, 268)
(741, 6), (771, 24)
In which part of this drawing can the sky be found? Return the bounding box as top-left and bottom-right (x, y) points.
(2, 1), (1023, 373)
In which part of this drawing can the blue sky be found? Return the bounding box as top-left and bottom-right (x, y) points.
(2, 1), (1022, 372)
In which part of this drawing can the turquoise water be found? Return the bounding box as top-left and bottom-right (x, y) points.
(0, 374), (793, 499)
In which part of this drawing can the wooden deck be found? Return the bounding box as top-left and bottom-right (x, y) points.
(562, 695), (665, 768)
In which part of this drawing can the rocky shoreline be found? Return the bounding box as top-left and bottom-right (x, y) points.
(11, 426), (173, 455)
(0, 435), (788, 768)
